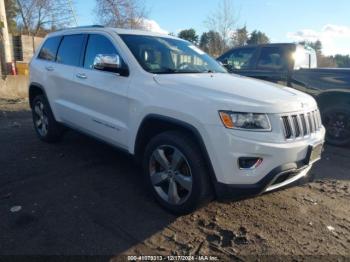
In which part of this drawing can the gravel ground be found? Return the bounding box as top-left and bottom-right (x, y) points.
(0, 99), (349, 261)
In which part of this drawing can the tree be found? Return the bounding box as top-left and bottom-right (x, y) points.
(4, 0), (18, 34)
(312, 40), (322, 54)
(231, 25), (248, 47)
(299, 40), (322, 55)
(178, 29), (198, 45)
(317, 55), (337, 68)
(205, 0), (239, 50)
(16, 0), (76, 36)
(333, 55), (350, 68)
(95, 0), (147, 29)
(247, 30), (270, 45)
(199, 30), (225, 57)
(299, 40), (337, 68)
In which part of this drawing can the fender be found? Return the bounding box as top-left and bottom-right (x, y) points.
(316, 90), (350, 108)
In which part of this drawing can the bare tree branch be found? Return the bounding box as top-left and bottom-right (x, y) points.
(205, 0), (240, 51)
(95, 0), (148, 29)
(16, 0), (75, 36)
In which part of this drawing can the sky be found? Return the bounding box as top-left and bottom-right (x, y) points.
(74, 0), (350, 56)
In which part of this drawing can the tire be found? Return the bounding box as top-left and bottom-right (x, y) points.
(322, 104), (350, 147)
(31, 94), (64, 143)
(143, 131), (213, 214)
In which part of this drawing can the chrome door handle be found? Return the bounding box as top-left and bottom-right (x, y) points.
(45, 66), (54, 71)
(76, 73), (87, 79)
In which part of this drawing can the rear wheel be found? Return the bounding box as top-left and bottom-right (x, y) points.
(143, 131), (213, 214)
(32, 95), (64, 143)
(322, 104), (350, 147)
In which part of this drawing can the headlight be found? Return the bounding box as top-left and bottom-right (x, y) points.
(219, 111), (271, 131)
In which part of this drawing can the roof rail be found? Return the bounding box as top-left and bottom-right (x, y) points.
(69, 25), (105, 29)
(56, 25), (105, 31)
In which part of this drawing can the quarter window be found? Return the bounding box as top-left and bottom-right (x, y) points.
(84, 34), (122, 69)
(38, 36), (62, 61)
(56, 34), (85, 67)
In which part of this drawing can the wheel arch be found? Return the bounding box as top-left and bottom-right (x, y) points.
(29, 82), (48, 108)
(134, 114), (218, 188)
(316, 91), (350, 110)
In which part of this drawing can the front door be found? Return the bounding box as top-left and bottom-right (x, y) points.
(68, 33), (131, 149)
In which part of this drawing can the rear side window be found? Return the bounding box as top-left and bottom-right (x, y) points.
(257, 47), (286, 70)
(38, 36), (62, 61)
(84, 34), (122, 69)
(56, 34), (86, 67)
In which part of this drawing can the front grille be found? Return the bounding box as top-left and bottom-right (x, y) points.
(281, 110), (322, 140)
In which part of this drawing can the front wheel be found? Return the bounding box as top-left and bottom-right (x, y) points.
(143, 131), (213, 214)
(322, 104), (350, 147)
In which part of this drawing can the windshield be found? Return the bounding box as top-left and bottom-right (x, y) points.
(119, 34), (227, 74)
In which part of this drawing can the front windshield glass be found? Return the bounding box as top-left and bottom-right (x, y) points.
(119, 34), (227, 74)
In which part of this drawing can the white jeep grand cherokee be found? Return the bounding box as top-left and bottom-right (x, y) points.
(29, 26), (325, 214)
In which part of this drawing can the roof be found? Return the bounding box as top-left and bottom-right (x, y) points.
(242, 43), (297, 48)
(49, 25), (178, 40)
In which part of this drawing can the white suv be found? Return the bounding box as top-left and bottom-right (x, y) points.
(29, 26), (325, 214)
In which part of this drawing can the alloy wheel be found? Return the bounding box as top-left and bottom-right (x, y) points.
(324, 111), (350, 141)
(34, 100), (49, 137)
(149, 145), (193, 205)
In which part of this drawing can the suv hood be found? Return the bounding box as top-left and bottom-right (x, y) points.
(154, 73), (317, 113)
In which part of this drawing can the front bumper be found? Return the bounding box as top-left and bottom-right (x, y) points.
(203, 125), (325, 198)
(215, 160), (314, 199)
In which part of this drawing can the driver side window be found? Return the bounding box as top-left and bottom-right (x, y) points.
(224, 48), (256, 70)
(84, 34), (125, 70)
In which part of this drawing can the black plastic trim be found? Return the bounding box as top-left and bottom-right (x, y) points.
(28, 82), (48, 108)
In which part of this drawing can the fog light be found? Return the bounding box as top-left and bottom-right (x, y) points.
(238, 157), (263, 170)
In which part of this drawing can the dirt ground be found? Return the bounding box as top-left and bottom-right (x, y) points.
(0, 99), (349, 261)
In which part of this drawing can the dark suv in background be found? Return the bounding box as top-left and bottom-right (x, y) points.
(217, 43), (350, 147)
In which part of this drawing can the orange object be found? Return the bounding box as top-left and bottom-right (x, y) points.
(16, 62), (29, 76)
(219, 111), (234, 129)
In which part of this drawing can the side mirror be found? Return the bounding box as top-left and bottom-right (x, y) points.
(221, 58), (229, 67)
(93, 54), (129, 76)
(218, 58), (231, 71)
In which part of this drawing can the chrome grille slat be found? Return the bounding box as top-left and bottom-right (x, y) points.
(308, 113), (314, 133)
(282, 116), (292, 139)
(281, 109), (322, 140)
(313, 111), (318, 129)
(314, 111), (320, 130)
(289, 116), (296, 138)
(297, 114), (304, 137)
(292, 115), (301, 137)
(300, 114), (308, 136)
(317, 110), (323, 128)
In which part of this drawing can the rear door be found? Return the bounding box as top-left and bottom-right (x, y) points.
(67, 33), (131, 149)
(30, 35), (63, 117)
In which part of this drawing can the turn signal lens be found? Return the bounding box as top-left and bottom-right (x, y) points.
(219, 111), (234, 129)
